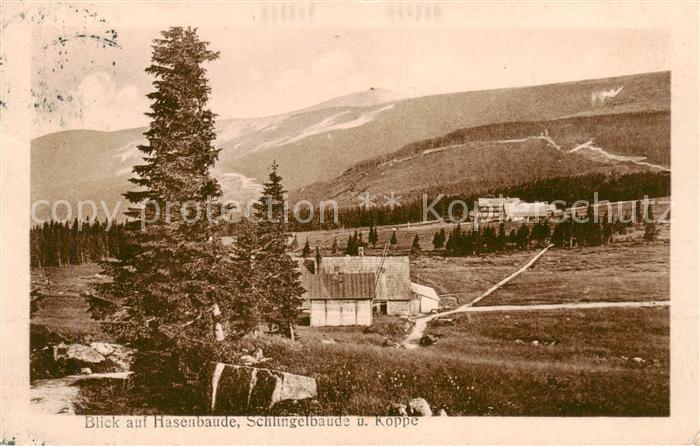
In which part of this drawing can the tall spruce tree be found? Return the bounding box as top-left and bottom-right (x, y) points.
(90, 27), (251, 411)
(251, 162), (305, 337)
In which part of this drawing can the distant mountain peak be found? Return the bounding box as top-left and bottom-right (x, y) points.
(299, 88), (405, 113)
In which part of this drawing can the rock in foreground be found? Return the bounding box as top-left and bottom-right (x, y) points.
(408, 397), (433, 416)
(51, 342), (134, 375)
(212, 363), (317, 413)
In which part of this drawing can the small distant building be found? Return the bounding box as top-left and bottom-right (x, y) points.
(475, 197), (521, 221)
(504, 201), (557, 221)
(474, 197), (556, 222)
(410, 282), (441, 314)
(303, 273), (375, 327)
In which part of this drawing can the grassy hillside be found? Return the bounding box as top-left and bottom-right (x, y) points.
(294, 111), (670, 206)
(77, 305), (669, 416)
(31, 263), (107, 339)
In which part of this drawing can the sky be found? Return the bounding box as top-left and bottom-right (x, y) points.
(28, 3), (671, 137)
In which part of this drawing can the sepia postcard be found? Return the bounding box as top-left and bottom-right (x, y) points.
(1, 1), (698, 445)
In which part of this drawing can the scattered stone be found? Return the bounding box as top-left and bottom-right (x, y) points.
(212, 363), (317, 411)
(80, 368), (92, 375)
(388, 403), (408, 416)
(437, 409), (448, 417)
(621, 356), (629, 361)
(408, 398), (432, 416)
(252, 348), (264, 361)
(514, 339), (525, 344)
(632, 357), (644, 363)
(531, 340), (539, 347)
(320, 339), (336, 345)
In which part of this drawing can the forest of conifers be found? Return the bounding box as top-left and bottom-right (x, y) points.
(288, 170), (670, 231)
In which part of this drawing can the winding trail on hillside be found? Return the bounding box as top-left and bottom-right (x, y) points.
(403, 245), (554, 349)
(569, 140), (670, 171)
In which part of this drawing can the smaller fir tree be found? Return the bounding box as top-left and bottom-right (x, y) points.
(301, 238), (311, 257)
(411, 234), (421, 253)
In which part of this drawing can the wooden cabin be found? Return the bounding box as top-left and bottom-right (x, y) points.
(303, 273), (375, 327)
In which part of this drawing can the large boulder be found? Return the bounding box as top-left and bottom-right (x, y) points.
(212, 363), (317, 413)
(51, 342), (134, 375)
(54, 344), (105, 364)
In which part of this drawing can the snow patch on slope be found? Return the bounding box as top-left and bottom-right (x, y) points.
(114, 139), (146, 175)
(215, 171), (264, 204)
(591, 86), (624, 107)
(114, 140), (145, 163)
(216, 115), (289, 143)
(253, 104), (395, 152)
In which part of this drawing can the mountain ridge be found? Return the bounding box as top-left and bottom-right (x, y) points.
(31, 71), (670, 220)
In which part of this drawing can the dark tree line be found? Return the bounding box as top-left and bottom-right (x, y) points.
(30, 219), (128, 268)
(287, 171), (670, 231)
(437, 204), (654, 257)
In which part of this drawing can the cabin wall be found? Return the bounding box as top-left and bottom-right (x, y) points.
(310, 299), (372, 326)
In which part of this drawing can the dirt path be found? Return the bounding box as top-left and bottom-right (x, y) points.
(433, 300), (669, 314)
(404, 245), (553, 348)
(30, 372), (131, 415)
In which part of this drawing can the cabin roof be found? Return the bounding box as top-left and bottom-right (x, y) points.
(302, 273), (376, 300)
(315, 256), (412, 301)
